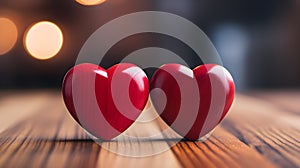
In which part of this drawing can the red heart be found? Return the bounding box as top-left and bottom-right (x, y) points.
(150, 64), (235, 140)
(62, 63), (149, 140)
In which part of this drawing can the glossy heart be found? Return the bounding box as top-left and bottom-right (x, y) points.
(62, 63), (149, 140)
(150, 64), (235, 140)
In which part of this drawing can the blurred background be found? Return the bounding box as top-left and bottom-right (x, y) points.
(0, 0), (299, 91)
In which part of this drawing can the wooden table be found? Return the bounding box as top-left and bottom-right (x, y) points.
(0, 90), (299, 168)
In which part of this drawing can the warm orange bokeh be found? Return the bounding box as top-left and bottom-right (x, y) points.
(24, 21), (63, 60)
(75, 0), (106, 6)
(0, 17), (18, 55)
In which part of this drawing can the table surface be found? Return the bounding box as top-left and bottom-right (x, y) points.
(0, 90), (299, 168)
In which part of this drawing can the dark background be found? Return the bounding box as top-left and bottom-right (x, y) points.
(0, 0), (299, 91)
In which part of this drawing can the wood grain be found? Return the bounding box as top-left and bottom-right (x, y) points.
(222, 94), (300, 168)
(0, 90), (299, 168)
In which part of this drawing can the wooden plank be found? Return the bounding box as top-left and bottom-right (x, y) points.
(97, 147), (181, 168)
(248, 91), (300, 115)
(0, 96), (88, 141)
(0, 91), (299, 168)
(0, 91), (57, 134)
(0, 91), (181, 168)
(222, 94), (300, 168)
(171, 127), (274, 168)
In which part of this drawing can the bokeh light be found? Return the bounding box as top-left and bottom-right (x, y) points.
(0, 17), (18, 55)
(75, 0), (106, 6)
(24, 21), (63, 60)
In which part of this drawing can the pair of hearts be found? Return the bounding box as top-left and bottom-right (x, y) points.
(62, 63), (235, 140)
